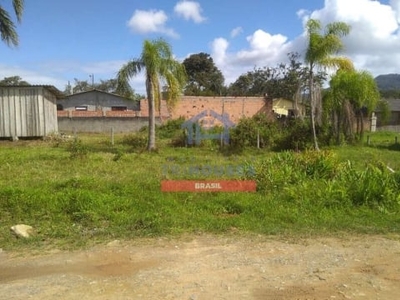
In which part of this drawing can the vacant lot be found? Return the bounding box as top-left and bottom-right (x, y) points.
(1, 234), (400, 300)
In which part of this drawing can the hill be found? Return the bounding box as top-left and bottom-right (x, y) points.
(375, 74), (400, 91)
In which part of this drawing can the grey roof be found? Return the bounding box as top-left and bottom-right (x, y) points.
(67, 88), (129, 99)
(388, 99), (400, 111)
(0, 85), (65, 99)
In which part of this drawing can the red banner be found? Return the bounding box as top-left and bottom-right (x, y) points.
(161, 180), (256, 192)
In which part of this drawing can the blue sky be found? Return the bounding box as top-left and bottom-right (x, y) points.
(1, 0), (399, 94)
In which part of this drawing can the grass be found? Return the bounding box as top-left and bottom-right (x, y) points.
(0, 131), (399, 251)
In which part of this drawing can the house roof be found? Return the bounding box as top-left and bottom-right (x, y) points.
(388, 99), (400, 111)
(0, 85), (65, 99)
(65, 88), (131, 100)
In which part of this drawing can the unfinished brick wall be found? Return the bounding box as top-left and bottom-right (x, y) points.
(140, 96), (273, 124)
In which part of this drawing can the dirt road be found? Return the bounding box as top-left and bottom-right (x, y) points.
(1, 234), (400, 299)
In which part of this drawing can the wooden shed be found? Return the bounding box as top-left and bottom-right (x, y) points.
(0, 85), (64, 139)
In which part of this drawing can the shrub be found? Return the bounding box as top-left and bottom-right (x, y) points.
(121, 133), (148, 151)
(169, 131), (187, 147)
(230, 113), (279, 149)
(276, 119), (313, 151)
(68, 138), (89, 159)
(157, 117), (186, 139)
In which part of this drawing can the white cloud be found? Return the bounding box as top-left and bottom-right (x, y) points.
(210, 0), (400, 87)
(230, 27), (243, 38)
(0, 64), (67, 89)
(127, 9), (179, 38)
(391, 0), (400, 22)
(210, 30), (291, 85)
(297, 0), (400, 77)
(174, 1), (206, 23)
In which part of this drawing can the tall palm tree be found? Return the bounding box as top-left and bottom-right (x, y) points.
(305, 19), (353, 150)
(0, 0), (24, 47)
(116, 38), (187, 151)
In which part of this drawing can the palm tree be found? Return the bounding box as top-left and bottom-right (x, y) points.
(0, 0), (24, 47)
(116, 38), (187, 151)
(305, 19), (354, 150)
(327, 69), (380, 143)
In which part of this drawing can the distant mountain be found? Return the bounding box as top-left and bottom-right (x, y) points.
(375, 74), (400, 91)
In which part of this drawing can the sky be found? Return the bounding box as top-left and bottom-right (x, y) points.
(1, 0), (400, 95)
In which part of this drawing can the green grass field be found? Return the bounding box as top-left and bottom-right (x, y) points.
(1, 130), (399, 251)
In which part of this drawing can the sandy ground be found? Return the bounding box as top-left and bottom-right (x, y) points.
(1, 234), (400, 300)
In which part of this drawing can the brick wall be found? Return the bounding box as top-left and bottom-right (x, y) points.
(57, 96), (273, 133)
(140, 96), (273, 124)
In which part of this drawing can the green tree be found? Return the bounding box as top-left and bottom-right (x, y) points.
(71, 78), (91, 94)
(0, 0), (24, 47)
(0, 75), (29, 85)
(227, 53), (308, 103)
(116, 38), (187, 151)
(327, 69), (380, 142)
(305, 19), (353, 150)
(183, 52), (225, 96)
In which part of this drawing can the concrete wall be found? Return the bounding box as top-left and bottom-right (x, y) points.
(58, 115), (161, 133)
(57, 95), (273, 133)
(377, 125), (400, 132)
(58, 90), (140, 112)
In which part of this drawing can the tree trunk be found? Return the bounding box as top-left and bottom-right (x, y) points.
(309, 72), (320, 151)
(359, 112), (364, 141)
(336, 110), (341, 145)
(146, 77), (156, 151)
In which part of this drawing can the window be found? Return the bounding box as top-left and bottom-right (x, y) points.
(75, 106), (88, 111)
(111, 106), (127, 111)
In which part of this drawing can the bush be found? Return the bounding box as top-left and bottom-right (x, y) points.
(169, 131), (187, 147)
(121, 133), (148, 151)
(68, 138), (89, 159)
(230, 113), (279, 149)
(157, 117), (186, 139)
(244, 151), (400, 212)
(276, 119), (313, 151)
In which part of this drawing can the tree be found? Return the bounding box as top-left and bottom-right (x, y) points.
(183, 52), (225, 96)
(71, 78), (92, 94)
(305, 18), (354, 150)
(0, 0), (24, 47)
(227, 53), (309, 101)
(0, 75), (29, 85)
(116, 38), (187, 151)
(327, 69), (380, 142)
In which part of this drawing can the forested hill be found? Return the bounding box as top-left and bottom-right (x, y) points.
(375, 74), (400, 91)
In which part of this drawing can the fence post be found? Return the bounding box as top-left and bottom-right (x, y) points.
(111, 127), (114, 146)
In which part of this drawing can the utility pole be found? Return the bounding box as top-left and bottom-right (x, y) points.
(89, 74), (94, 88)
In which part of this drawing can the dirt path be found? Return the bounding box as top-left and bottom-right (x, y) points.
(1, 234), (400, 300)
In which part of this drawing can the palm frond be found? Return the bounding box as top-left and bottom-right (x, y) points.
(13, 0), (24, 23)
(116, 59), (143, 99)
(0, 7), (18, 46)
